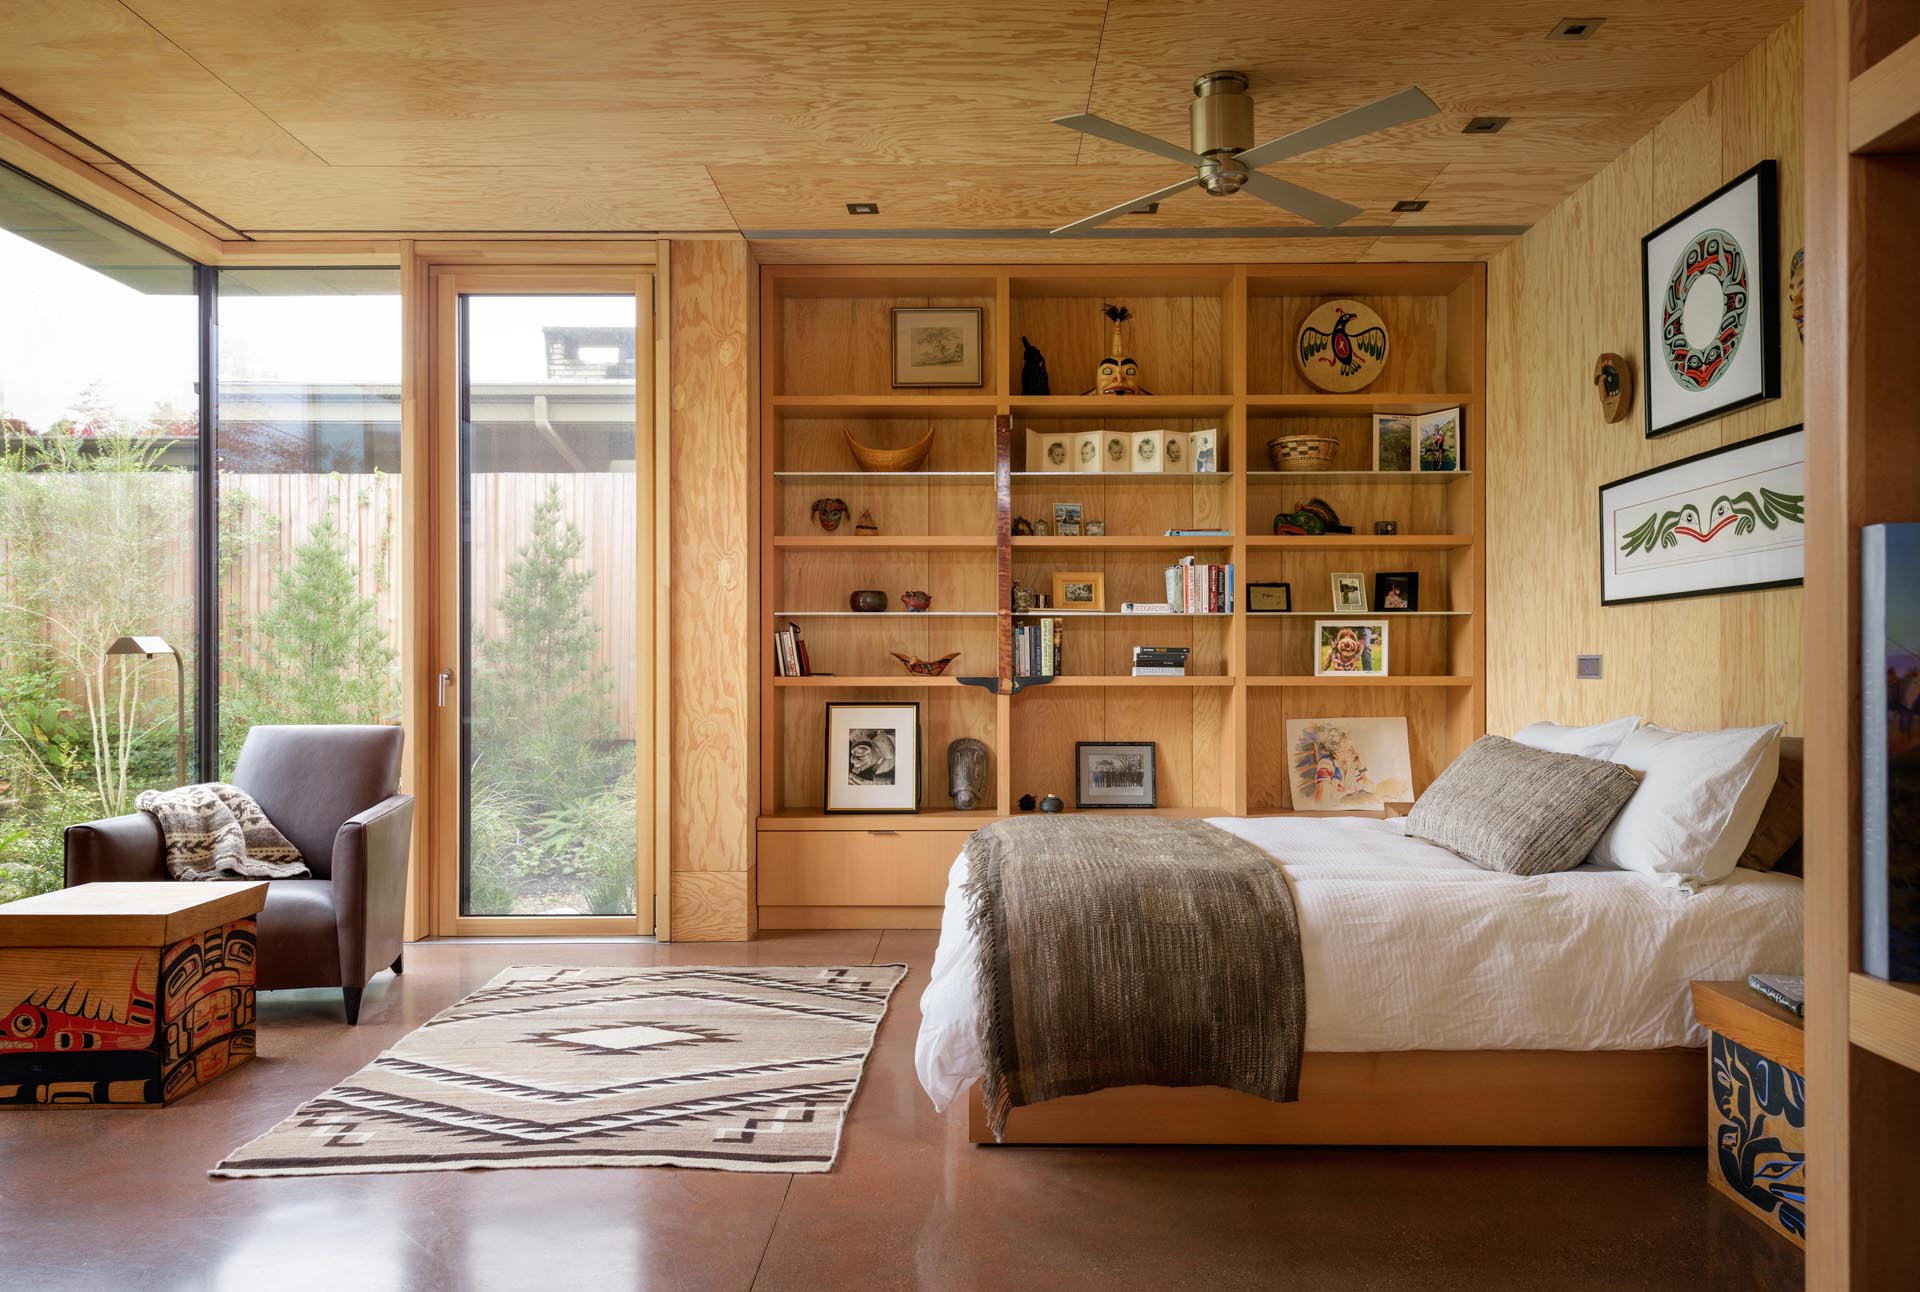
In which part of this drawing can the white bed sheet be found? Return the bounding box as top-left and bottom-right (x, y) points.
(915, 815), (1803, 1111)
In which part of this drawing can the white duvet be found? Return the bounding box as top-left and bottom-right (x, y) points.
(915, 815), (1803, 1111)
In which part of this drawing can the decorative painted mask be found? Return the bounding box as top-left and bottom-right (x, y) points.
(810, 497), (849, 532)
(1591, 353), (1633, 424)
(1788, 248), (1805, 343)
(1097, 356), (1143, 395)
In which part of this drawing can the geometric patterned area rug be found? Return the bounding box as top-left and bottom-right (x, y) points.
(211, 963), (907, 1178)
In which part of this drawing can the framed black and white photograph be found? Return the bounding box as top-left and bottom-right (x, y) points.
(1598, 424), (1805, 606)
(1330, 571), (1368, 613)
(824, 702), (921, 813)
(1641, 160), (1781, 437)
(1075, 741), (1157, 809)
(891, 307), (984, 388)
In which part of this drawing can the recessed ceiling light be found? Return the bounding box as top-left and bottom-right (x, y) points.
(1547, 17), (1605, 40)
(1392, 199), (1428, 213)
(1462, 116), (1510, 135)
(845, 202), (879, 215)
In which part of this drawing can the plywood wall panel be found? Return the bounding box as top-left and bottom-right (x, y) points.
(1484, 15), (1805, 738)
(669, 239), (756, 934)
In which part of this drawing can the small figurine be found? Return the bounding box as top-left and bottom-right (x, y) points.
(1087, 304), (1149, 395)
(890, 650), (960, 676)
(1592, 353), (1633, 424)
(948, 737), (989, 810)
(810, 498), (850, 532)
(901, 590), (932, 612)
(854, 508), (880, 536)
(1018, 793), (1037, 812)
(1011, 581), (1038, 614)
(1039, 793), (1065, 813)
(1019, 336), (1051, 396)
(1012, 516), (1034, 536)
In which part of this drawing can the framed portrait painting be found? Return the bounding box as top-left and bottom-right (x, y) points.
(1641, 160), (1781, 437)
(824, 702), (921, 813)
(1598, 424), (1805, 606)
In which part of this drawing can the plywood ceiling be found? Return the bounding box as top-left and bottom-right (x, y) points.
(0, 0), (1800, 260)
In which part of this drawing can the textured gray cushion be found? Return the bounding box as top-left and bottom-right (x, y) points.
(1406, 735), (1640, 876)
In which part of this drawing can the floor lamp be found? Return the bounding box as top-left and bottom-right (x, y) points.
(106, 635), (186, 787)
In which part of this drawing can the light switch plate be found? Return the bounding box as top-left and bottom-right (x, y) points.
(1576, 654), (1603, 680)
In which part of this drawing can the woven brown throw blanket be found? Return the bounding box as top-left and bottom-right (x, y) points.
(963, 816), (1305, 1141)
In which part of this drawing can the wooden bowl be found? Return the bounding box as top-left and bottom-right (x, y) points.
(845, 427), (935, 472)
(891, 651), (960, 676)
(1266, 435), (1341, 472)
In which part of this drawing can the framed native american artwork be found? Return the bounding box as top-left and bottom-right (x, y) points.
(1296, 299), (1389, 393)
(1598, 425), (1805, 606)
(824, 702), (922, 813)
(1641, 161), (1781, 437)
(1285, 717), (1414, 812)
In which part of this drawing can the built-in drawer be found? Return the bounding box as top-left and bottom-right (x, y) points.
(757, 828), (971, 929)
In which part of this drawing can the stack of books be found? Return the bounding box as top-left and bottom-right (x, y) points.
(1132, 646), (1190, 677)
(1163, 555), (1234, 613)
(771, 622), (812, 677)
(1014, 617), (1062, 678)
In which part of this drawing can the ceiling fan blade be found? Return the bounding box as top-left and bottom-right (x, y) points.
(1052, 113), (1203, 167)
(1234, 86), (1441, 170)
(1237, 169), (1364, 228)
(1050, 176), (1201, 236)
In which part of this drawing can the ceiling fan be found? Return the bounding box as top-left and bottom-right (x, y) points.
(1050, 72), (1440, 234)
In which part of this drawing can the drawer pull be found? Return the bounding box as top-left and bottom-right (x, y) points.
(866, 829), (900, 837)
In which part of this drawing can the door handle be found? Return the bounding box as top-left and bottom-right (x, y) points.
(436, 669), (454, 708)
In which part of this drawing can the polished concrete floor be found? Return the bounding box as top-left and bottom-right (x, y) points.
(1, 931), (1803, 1292)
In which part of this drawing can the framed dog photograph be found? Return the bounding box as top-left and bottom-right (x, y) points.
(824, 702), (921, 813)
(1075, 741), (1157, 809)
(1314, 619), (1390, 677)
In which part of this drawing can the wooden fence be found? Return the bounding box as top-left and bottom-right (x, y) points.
(5, 471), (641, 742)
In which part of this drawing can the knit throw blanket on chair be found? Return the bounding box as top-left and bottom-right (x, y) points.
(135, 783), (311, 882)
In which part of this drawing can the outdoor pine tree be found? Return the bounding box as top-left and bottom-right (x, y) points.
(231, 508), (397, 727)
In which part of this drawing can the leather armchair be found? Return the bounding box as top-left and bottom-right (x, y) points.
(64, 724), (413, 1024)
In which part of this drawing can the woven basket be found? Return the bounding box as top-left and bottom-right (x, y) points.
(845, 427), (935, 472)
(1266, 435), (1341, 471)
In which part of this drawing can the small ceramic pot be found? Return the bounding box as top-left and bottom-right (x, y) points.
(901, 590), (932, 612)
(1039, 793), (1064, 814)
(849, 590), (887, 613)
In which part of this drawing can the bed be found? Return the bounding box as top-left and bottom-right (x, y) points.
(916, 814), (1804, 1146)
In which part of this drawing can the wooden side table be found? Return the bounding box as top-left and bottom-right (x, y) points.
(0, 881), (267, 1106)
(1689, 980), (1807, 1247)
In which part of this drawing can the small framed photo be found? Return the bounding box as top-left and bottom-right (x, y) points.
(1028, 430), (1072, 473)
(1330, 571), (1368, 613)
(1071, 432), (1103, 472)
(1372, 413), (1414, 472)
(1248, 581), (1292, 613)
(1052, 572), (1106, 611)
(1131, 429), (1168, 472)
(1032, 519), (1050, 536)
(1076, 741), (1157, 809)
(1054, 502), (1083, 529)
(1315, 619), (1390, 677)
(1085, 520), (1107, 537)
(1189, 428), (1220, 473)
(1373, 571), (1420, 612)
(1056, 522), (1082, 537)
(1416, 407), (1463, 473)
(1162, 433), (1190, 472)
(1099, 430), (1131, 472)
(891, 307), (983, 388)
(824, 702), (921, 813)
(1373, 521), (1399, 536)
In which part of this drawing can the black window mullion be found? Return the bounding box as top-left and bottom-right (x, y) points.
(195, 262), (219, 782)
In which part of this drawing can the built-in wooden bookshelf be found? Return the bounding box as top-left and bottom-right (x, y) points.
(1805, 3), (1920, 1285)
(757, 262), (1485, 929)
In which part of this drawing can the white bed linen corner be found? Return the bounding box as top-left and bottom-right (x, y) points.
(915, 814), (1803, 1112)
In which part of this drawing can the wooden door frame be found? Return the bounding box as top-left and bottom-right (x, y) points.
(423, 263), (663, 937)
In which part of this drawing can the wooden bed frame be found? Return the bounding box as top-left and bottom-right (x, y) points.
(969, 1048), (1702, 1147)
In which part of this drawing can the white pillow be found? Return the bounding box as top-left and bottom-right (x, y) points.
(1512, 716), (1642, 761)
(1589, 723), (1783, 890)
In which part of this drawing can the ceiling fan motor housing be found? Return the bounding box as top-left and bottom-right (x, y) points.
(1191, 71), (1255, 194)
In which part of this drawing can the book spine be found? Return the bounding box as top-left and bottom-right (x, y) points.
(1864, 525), (1892, 979)
(792, 626), (811, 677)
(1042, 617), (1056, 677)
(1164, 565), (1181, 610)
(1746, 977), (1806, 1017)
(773, 630), (785, 677)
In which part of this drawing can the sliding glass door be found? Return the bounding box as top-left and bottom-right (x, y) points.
(430, 269), (655, 934)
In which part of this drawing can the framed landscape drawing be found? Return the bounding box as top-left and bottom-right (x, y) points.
(824, 702), (921, 813)
(1641, 160), (1780, 436)
(1285, 717), (1414, 812)
(891, 307), (983, 388)
(1598, 424), (1805, 606)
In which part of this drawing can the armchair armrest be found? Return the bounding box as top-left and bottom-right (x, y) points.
(330, 794), (414, 987)
(64, 813), (169, 886)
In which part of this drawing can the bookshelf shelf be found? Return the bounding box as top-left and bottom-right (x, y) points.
(1849, 974), (1920, 1074)
(1248, 610), (1473, 619)
(760, 261), (1485, 924)
(1849, 31), (1920, 153)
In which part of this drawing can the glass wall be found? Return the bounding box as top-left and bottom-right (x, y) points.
(216, 269), (402, 773)
(0, 166), (201, 901)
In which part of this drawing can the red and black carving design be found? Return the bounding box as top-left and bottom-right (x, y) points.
(1, 966), (156, 1054)
(160, 921), (258, 1101)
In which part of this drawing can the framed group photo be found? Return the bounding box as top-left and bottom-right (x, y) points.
(1075, 741), (1157, 809)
